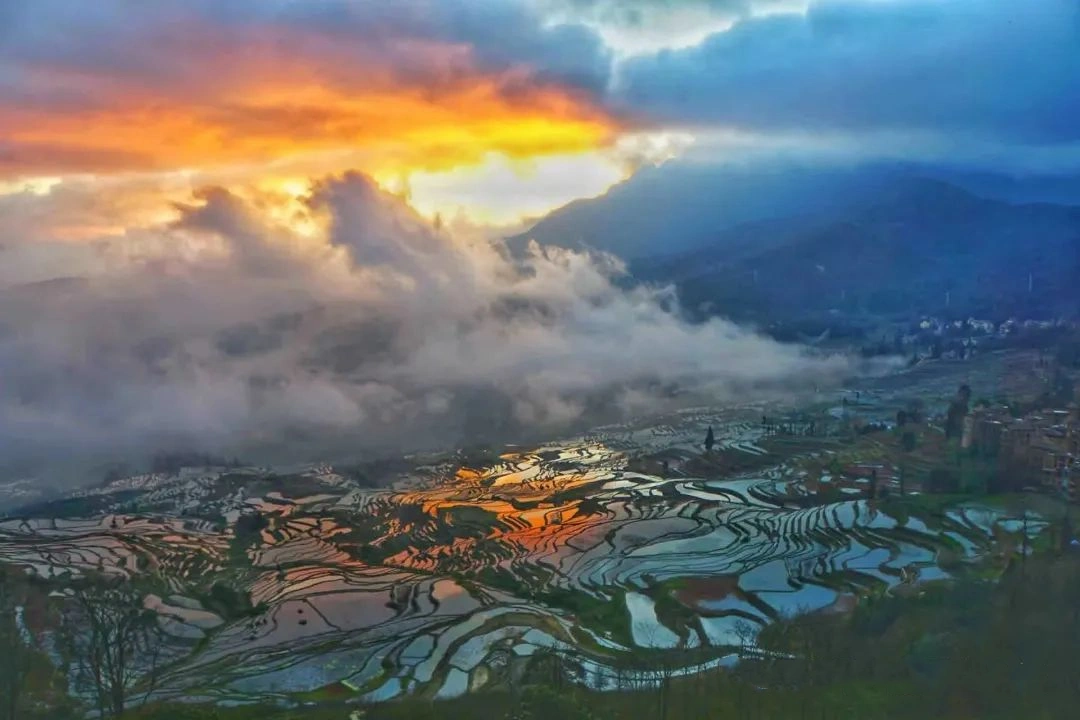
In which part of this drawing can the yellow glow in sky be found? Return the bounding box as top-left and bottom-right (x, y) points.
(2, 128), (692, 246)
(0, 176), (63, 196)
(390, 150), (629, 226)
(256, 148), (631, 230)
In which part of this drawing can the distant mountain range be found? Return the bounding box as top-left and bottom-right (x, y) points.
(517, 163), (1080, 323)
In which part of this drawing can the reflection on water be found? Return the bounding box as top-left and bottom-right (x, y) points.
(0, 412), (1038, 703)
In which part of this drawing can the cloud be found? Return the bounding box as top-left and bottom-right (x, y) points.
(5, 0), (1077, 186)
(540, 0), (805, 54)
(0, 0), (619, 180)
(0, 171), (848, 481)
(615, 0), (1080, 146)
(1, 0), (612, 93)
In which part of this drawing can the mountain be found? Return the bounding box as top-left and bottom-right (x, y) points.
(511, 162), (908, 259)
(927, 168), (1080, 207)
(517, 161), (1080, 262)
(516, 162), (1080, 323)
(638, 179), (1080, 323)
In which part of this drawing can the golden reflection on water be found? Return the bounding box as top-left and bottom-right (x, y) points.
(383, 442), (631, 567)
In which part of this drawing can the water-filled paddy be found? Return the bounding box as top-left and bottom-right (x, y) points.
(0, 412), (1037, 702)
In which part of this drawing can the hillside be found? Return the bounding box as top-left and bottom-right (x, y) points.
(516, 163), (1080, 323)
(639, 179), (1080, 323)
(511, 162), (904, 259)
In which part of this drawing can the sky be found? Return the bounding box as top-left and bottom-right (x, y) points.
(0, 0), (1076, 483)
(3, 0), (1078, 232)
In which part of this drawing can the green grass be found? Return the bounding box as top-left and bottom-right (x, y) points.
(534, 585), (631, 646)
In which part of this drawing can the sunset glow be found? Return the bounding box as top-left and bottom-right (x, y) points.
(4, 83), (617, 176)
(3, 3), (1080, 714)
(0, 9), (633, 231)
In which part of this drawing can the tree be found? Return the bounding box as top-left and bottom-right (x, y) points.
(704, 426), (715, 453)
(927, 468), (960, 493)
(205, 581), (257, 619)
(0, 569), (32, 720)
(958, 384), (972, 405)
(945, 402), (966, 440)
(62, 582), (162, 718)
(946, 384), (972, 440)
(1059, 513), (1075, 553)
(899, 431), (916, 497)
(234, 511), (268, 539)
(906, 398), (926, 424)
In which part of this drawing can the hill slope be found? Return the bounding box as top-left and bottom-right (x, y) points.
(637, 179), (1080, 322)
(512, 163), (905, 259)
(516, 162), (1080, 322)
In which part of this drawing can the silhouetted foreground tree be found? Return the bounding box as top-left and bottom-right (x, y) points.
(61, 581), (162, 719)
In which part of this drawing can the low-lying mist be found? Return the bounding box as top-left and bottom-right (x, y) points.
(0, 171), (853, 487)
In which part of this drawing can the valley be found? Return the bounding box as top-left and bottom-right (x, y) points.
(1, 353), (1058, 710)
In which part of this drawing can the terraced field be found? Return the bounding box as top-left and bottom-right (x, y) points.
(0, 410), (1043, 704)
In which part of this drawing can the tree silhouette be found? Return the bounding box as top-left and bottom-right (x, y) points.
(704, 426), (716, 452)
(945, 383), (973, 440)
(61, 581), (161, 718)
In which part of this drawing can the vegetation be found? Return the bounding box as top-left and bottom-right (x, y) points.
(0, 567), (33, 720)
(96, 546), (1080, 719)
(200, 581), (262, 620)
(4, 349), (1077, 719)
(59, 580), (163, 719)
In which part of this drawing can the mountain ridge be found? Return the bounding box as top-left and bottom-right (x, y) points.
(515, 163), (1080, 322)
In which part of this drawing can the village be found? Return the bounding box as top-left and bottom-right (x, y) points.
(734, 330), (1080, 512)
(963, 402), (1080, 502)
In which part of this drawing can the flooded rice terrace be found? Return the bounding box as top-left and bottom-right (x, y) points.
(0, 403), (1039, 704)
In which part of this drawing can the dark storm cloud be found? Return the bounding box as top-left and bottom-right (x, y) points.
(268, 0), (614, 93)
(0, 0), (612, 99)
(5, 0), (1078, 153)
(0, 0), (621, 180)
(616, 0), (1080, 144)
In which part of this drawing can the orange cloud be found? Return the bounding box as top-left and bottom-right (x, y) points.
(0, 52), (621, 181)
(1, 8), (633, 229)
